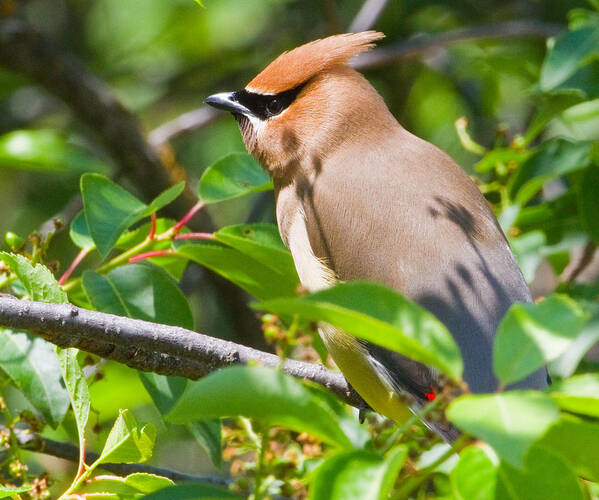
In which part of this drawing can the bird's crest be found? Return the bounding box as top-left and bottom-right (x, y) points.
(246, 31), (385, 94)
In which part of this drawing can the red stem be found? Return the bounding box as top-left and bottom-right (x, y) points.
(174, 232), (215, 241)
(172, 201), (205, 234)
(129, 249), (175, 264)
(148, 213), (157, 240)
(58, 248), (90, 285)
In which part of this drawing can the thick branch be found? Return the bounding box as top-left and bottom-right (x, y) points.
(353, 20), (562, 70)
(0, 297), (362, 408)
(10, 426), (228, 485)
(0, 17), (266, 349)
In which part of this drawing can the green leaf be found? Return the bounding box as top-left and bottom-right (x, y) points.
(496, 446), (584, 500)
(178, 242), (298, 300)
(578, 165), (599, 242)
(82, 263), (193, 329)
(447, 391), (560, 468)
(186, 421), (222, 470)
(508, 139), (592, 205)
(550, 305), (599, 378)
(493, 294), (588, 385)
(197, 153), (272, 203)
(509, 231), (547, 283)
(255, 281), (463, 381)
(0, 252), (67, 303)
(0, 330), (70, 428)
(0, 129), (106, 172)
(214, 223), (298, 279)
(70, 211), (96, 250)
(79, 473), (173, 496)
(139, 482), (241, 500)
(540, 26), (599, 91)
(145, 181), (185, 214)
(80, 176), (182, 258)
(308, 446), (407, 500)
(475, 148), (530, 174)
(116, 218), (188, 280)
(514, 191), (579, 234)
(97, 409), (156, 465)
(524, 93), (583, 145)
(125, 473), (174, 494)
(451, 446), (497, 500)
(57, 348), (90, 439)
(538, 414), (599, 481)
(167, 366), (352, 448)
(549, 373), (599, 417)
(138, 372), (223, 468)
(81, 174), (148, 258)
(139, 372), (187, 414)
(0, 485), (33, 498)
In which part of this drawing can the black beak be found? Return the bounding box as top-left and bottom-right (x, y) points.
(205, 92), (251, 116)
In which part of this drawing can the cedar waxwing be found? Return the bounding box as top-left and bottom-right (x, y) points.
(205, 32), (548, 435)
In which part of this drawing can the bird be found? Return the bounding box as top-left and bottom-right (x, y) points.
(205, 31), (548, 437)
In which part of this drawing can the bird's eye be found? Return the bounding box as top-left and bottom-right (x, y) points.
(266, 98), (284, 116)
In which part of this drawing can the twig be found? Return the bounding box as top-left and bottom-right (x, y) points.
(0, 17), (268, 349)
(148, 107), (222, 148)
(10, 426), (229, 485)
(349, 0), (390, 32)
(37, 196), (82, 240)
(58, 248), (90, 285)
(353, 20), (563, 71)
(0, 297), (362, 409)
(144, 21), (562, 146)
(560, 241), (597, 284)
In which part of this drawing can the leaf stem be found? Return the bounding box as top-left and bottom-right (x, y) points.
(253, 429), (269, 500)
(61, 201), (206, 291)
(61, 235), (152, 291)
(172, 201), (205, 234)
(128, 249), (176, 264)
(455, 117), (486, 156)
(58, 248), (90, 285)
(173, 232), (215, 241)
(148, 213), (157, 240)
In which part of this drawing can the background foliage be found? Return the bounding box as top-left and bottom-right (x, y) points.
(1, 0), (599, 499)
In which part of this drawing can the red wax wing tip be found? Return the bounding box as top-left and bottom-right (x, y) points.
(424, 392), (436, 401)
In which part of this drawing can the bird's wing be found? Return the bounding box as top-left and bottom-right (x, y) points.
(288, 130), (546, 394)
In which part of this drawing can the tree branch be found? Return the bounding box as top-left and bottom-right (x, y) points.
(0, 297), (362, 408)
(352, 20), (562, 70)
(9, 426), (228, 485)
(349, 0), (390, 33)
(148, 107), (222, 148)
(0, 17), (267, 350)
(560, 241), (598, 284)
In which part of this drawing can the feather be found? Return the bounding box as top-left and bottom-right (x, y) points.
(246, 31), (384, 94)
(209, 32), (548, 440)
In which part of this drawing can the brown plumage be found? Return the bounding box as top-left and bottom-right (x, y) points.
(247, 31), (384, 94)
(206, 32), (547, 439)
